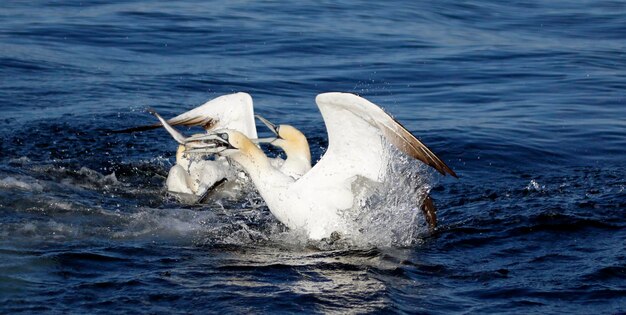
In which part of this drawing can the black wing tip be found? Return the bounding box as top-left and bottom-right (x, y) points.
(439, 163), (458, 178)
(430, 162), (457, 178)
(446, 168), (459, 178)
(383, 111), (459, 178)
(109, 108), (163, 134)
(450, 167), (459, 178)
(109, 123), (161, 134)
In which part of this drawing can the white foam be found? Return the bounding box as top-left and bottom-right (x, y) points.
(342, 145), (433, 247)
(526, 179), (545, 192)
(78, 167), (120, 186)
(8, 156), (31, 165)
(0, 176), (43, 192)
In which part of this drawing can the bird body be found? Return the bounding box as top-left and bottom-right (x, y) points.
(185, 92), (456, 239)
(143, 93), (255, 199)
(166, 144), (229, 200)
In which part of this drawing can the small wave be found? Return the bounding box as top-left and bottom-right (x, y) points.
(0, 176), (43, 192)
(8, 156), (32, 165)
(23, 164), (130, 195)
(525, 179), (545, 193)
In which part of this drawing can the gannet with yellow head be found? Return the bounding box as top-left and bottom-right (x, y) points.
(255, 115), (311, 179)
(131, 93), (312, 201)
(256, 115), (440, 230)
(184, 92), (457, 240)
(144, 108), (232, 200)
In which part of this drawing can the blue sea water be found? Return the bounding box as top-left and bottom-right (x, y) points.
(1, 0), (625, 313)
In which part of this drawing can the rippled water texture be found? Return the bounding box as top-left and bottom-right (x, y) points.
(1, 1), (625, 313)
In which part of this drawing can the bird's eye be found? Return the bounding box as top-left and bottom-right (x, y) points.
(220, 133), (229, 141)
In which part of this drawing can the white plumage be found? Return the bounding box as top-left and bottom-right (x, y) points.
(184, 92), (456, 239)
(139, 92), (312, 201)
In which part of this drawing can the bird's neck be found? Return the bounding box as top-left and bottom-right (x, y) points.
(281, 153), (312, 178)
(282, 140), (312, 171)
(176, 145), (190, 169)
(230, 144), (294, 201)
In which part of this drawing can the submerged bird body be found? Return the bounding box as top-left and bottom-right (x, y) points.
(166, 144), (229, 198)
(186, 92), (456, 239)
(143, 92), (256, 198)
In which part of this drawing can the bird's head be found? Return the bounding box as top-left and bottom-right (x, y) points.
(184, 129), (256, 157)
(255, 115), (310, 161)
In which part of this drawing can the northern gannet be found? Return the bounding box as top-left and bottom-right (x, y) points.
(129, 93), (312, 200)
(255, 115), (312, 179)
(115, 92), (257, 200)
(152, 112), (313, 199)
(255, 115), (442, 230)
(185, 92), (457, 240)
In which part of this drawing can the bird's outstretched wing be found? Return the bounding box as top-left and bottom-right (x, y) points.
(295, 92), (455, 203)
(113, 92), (258, 139)
(280, 93), (454, 238)
(285, 93), (455, 231)
(307, 92), (455, 181)
(321, 92), (455, 177)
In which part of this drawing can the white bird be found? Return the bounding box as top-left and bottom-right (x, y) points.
(121, 92), (313, 201)
(255, 115), (312, 179)
(115, 92), (257, 201)
(185, 92), (457, 240)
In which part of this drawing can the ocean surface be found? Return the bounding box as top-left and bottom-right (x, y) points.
(1, 1), (625, 313)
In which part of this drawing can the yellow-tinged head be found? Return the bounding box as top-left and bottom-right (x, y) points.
(222, 129), (258, 156)
(273, 125), (311, 162)
(255, 115), (311, 163)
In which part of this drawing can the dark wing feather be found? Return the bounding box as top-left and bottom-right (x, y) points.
(110, 115), (216, 134)
(377, 114), (457, 177)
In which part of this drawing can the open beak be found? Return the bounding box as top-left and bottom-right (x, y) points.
(184, 133), (236, 156)
(146, 109), (236, 157)
(255, 115), (280, 137)
(251, 137), (278, 144)
(148, 108), (187, 144)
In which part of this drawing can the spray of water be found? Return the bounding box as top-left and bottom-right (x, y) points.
(1, 141), (436, 250)
(341, 142), (434, 247)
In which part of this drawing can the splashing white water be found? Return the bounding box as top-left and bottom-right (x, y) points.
(0, 146), (435, 250)
(0, 176), (44, 192)
(334, 143), (434, 247)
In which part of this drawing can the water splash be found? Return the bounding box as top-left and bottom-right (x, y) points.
(342, 142), (434, 247)
(525, 179), (545, 193)
(0, 176), (43, 192)
(0, 142), (438, 251)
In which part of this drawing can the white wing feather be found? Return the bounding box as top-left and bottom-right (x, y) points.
(116, 92), (257, 139)
(271, 93), (392, 238)
(279, 92), (454, 239)
(292, 93), (390, 211)
(165, 92), (257, 139)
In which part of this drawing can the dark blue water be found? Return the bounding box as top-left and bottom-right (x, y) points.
(1, 1), (625, 313)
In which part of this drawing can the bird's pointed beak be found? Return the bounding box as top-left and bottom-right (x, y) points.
(148, 108), (187, 144)
(251, 137), (278, 144)
(184, 133), (237, 156)
(184, 133), (228, 144)
(255, 115), (280, 137)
